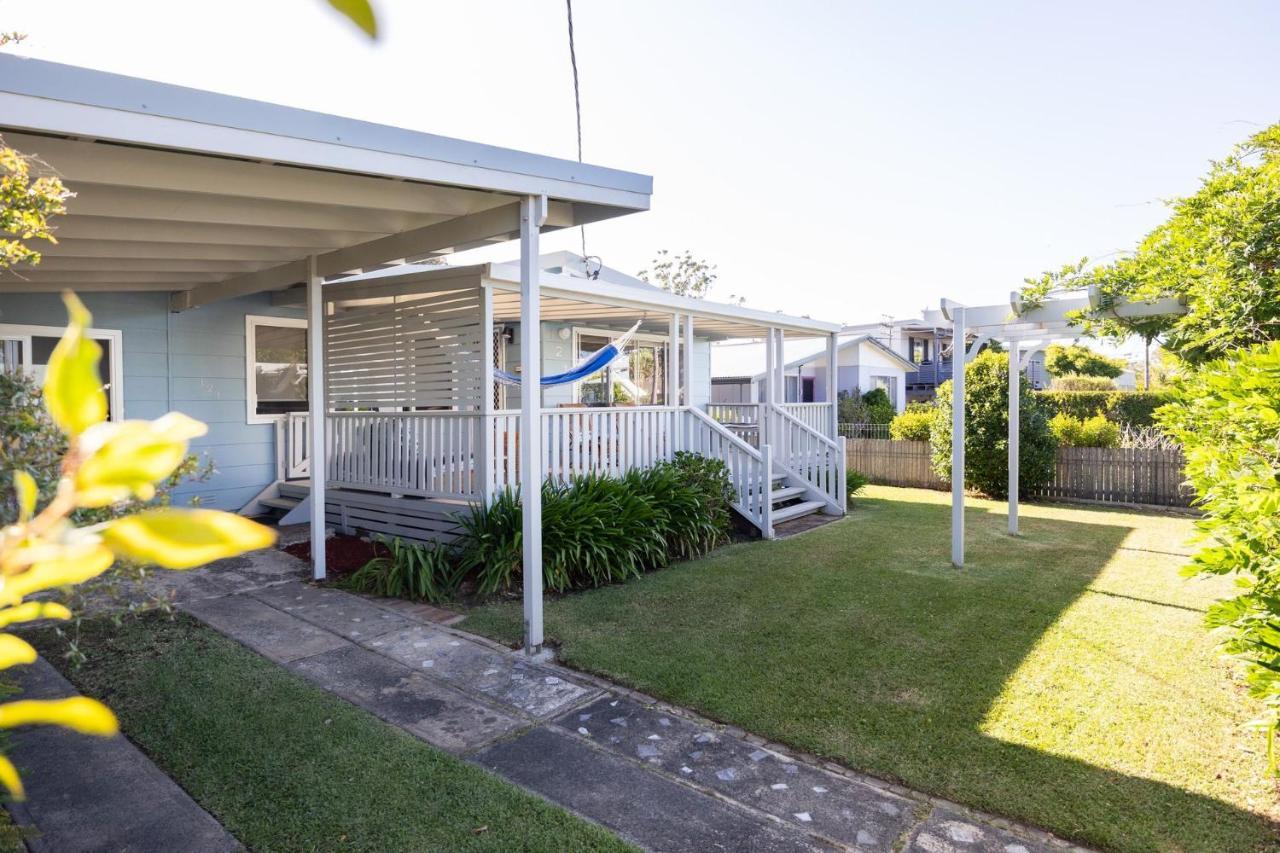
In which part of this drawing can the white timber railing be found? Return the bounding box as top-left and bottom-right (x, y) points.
(779, 402), (833, 436)
(707, 402), (761, 448)
(281, 403), (840, 533)
(277, 412), (311, 480)
(327, 411), (484, 499)
(765, 403), (846, 514)
(686, 407), (774, 536)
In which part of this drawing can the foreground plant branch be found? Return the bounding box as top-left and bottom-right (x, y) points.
(0, 293), (276, 799)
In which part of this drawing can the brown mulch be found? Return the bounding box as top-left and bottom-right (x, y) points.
(283, 535), (386, 578)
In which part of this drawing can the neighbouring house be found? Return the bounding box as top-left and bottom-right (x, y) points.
(0, 56), (845, 546)
(711, 334), (916, 412)
(841, 318), (1048, 402)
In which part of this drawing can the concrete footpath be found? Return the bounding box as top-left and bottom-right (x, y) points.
(13, 548), (1091, 852)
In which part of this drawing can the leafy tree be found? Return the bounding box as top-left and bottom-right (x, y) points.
(1021, 124), (1280, 369)
(0, 296), (275, 799)
(1044, 343), (1125, 379)
(0, 139), (70, 269)
(638, 250), (717, 298)
(929, 351), (1055, 498)
(861, 387), (895, 424)
(1158, 342), (1280, 770)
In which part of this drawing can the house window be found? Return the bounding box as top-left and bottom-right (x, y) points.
(246, 316), (308, 423)
(910, 337), (930, 364)
(573, 327), (668, 406)
(871, 375), (899, 406)
(0, 323), (124, 421)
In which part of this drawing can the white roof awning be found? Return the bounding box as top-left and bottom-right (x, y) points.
(0, 56), (652, 310)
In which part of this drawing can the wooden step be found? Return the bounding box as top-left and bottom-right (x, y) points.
(278, 481), (311, 499)
(259, 496), (300, 511)
(771, 500), (826, 524)
(770, 485), (808, 504)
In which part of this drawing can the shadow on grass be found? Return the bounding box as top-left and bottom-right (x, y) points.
(462, 492), (1276, 852)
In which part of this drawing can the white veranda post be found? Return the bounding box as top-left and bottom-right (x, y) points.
(1007, 338), (1020, 535)
(826, 332), (838, 437)
(950, 306), (966, 568)
(668, 314), (679, 412)
(306, 254), (327, 581)
(520, 195), (547, 654)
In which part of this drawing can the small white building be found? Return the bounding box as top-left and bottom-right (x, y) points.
(711, 334), (915, 412)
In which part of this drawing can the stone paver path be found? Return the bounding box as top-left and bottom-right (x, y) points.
(160, 548), (1090, 853)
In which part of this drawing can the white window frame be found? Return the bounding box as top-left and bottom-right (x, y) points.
(245, 315), (308, 425)
(570, 325), (671, 405)
(0, 322), (124, 422)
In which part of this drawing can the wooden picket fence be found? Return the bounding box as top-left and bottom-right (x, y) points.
(845, 438), (1194, 508)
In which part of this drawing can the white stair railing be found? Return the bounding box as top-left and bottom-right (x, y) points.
(686, 407), (774, 537)
(765, 403), (846, 514)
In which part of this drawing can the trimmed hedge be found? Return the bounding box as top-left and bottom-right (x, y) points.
(1033, 390), (1172, 428)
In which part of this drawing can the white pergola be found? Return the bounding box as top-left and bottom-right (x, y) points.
(922, 290), (1183, 567)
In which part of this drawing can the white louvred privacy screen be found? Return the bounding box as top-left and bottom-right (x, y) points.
(325, 285), (485, 411)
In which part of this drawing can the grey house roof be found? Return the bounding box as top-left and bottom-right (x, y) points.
(0, 56), (652, 308)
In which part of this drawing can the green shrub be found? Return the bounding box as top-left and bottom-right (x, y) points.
(339, 535), (464, 604)
(455, 455), (733, 596)
(1157, 342), (1280, 768)
(1034, 390), (1172, 428)
(1048, 412), (1121, 448)
(861, 387), (895, 424)
(929, 351), (1056, 498)
(846, 470), (869, 499)
(1044, 343), (1126, 378)
(455, 489), (523, 596)
(889, 403), (933, 441)
(1050, 374), (1115, 392)
(836, 390), (869, 423)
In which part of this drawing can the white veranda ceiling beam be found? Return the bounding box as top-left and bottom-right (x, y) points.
(170, 201), (525, 311)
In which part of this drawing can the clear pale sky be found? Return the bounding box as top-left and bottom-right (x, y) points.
(6, 0), (1279, 347)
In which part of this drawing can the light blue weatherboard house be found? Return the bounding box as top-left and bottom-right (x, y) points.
(0, 56), (843, 650)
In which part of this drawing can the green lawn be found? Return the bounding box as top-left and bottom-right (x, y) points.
(462, 486), (1280, 852)
(28, 614), (631, 853)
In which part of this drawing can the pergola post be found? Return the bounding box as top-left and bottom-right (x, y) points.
(305, 254), (327, 581)
(1007, 338), (1020, 535)
(826, 331), (838, 439)
(950, 306), (966, 568)
(520, 194), (547, 654)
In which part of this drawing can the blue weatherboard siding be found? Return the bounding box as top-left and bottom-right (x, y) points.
(0, 291), (303, 512)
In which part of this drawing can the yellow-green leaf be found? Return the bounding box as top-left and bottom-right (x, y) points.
(13, 470), (36, 523)
(75, 413), (208, 508)
(1, 543), (115, 604)
(0, 601), (72, 628)
(0, 697), (118, 736)
(0, 635), (37, 670)
(102, 509), (276, 570)
(327, 0), (377, 38)
(43, 292), (107, 437)
(0, 754), (24, 800)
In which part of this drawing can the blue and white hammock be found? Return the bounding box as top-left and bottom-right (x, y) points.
(495, 320), (642, 387)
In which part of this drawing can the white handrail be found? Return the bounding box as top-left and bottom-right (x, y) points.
(766, 403), (843, 514)
(686, 407), (773, 536)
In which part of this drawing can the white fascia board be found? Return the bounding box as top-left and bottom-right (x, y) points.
(484, 266), (840, 335)
(0, 56), (652, 211)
